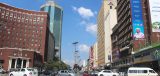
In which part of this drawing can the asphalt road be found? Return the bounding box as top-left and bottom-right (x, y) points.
(0, 74), (8, 76)
(1, 73), (82, 76)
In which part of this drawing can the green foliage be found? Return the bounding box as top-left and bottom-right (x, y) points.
(44, 58), (68, 70)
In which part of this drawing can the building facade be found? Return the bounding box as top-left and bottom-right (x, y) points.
(112, 0), (160, 72)
(0, 3), (48, 70)
(93, 42), (98, 69)
(44, 30), (55, 62)
(89, 46), (94, 70)
(41, 0), (63, 60)
(97, 0), (117, 68)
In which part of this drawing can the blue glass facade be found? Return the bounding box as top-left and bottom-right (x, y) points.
(41, 1), (63, 59)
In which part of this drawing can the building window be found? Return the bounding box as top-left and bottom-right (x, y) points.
(0, 51), (2, 55)
(31, 44), (33, 46)
(40, 26), (43, 29)
(8, 31), (10, 34)
(110, 6), (112, 9)
(14, 14), (17, 18)
(10, 13), (13, 17)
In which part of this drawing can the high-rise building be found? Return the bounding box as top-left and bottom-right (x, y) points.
(112, 0), (160, 72)
(112, 0), (147, 71)
(89, 46), (93, 70)
(41, 0), (63, 59)
(93, 42), (98, 69)
(97, 0), (117, 69)
(0, 3), (48, 70)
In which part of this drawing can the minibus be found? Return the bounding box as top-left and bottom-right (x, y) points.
(127, 67), (158, 76)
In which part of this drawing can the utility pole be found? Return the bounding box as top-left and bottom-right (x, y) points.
(72, 42), (78, 65)
(72, 42), (79, 74)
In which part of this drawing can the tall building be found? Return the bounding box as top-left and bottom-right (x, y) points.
(41, 0), (63, 59)
(112, 0), (160, 72)
(93, 42), (98, 69)
(97, 0), (117, 68)
(89, 46), (93, 70)
(0, 3), (48, 70)
(44, 30), (55, 62)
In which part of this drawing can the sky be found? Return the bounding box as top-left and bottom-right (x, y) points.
(0, 0), (102, 66)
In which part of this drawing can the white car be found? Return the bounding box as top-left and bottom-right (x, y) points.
(58, 70), (75, 76)
(98, 70), (119, 76)
(9, 68), (38, 76)
(0, 67), (5, 74)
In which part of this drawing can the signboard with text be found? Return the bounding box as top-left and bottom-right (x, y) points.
(130, 0), (145, 39)
(149, 0), (160, 32)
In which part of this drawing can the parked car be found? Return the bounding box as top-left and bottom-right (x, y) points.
(0, 67), (5, 74)
(9, 68), (38, 76)
(83, 71), (90, 76)
(58, 70), (75, 76)
(98, 70), (119, 76)
(43, 70), (57, 76)
(90, 70), (99, 76)
(127, 67), (158, 76)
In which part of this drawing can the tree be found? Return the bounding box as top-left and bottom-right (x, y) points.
(44, 58), (68, 70)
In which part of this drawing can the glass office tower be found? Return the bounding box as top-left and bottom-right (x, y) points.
(41, 0), (63, 59)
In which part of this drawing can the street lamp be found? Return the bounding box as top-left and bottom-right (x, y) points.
(72, 42), (79, 74)
(72, 42), (78, 65)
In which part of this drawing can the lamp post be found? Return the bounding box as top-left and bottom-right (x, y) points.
(72, 42), (78, 65)
(72, 42), (79, 74)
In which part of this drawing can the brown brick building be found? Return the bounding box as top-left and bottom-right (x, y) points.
(112, 0), (160, 72)
(0, 3), (48, 70)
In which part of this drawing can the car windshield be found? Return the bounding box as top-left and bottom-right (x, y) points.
(68, 70), (74, 73)
(27, 69), (34, 71)
(95, 71), (99, 73)
(149, 70), (155, 73)
(103, 70), (111, 73)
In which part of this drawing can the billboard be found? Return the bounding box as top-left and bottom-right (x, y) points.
(130, 0), (145, 39)
(149, 0), (160, 32)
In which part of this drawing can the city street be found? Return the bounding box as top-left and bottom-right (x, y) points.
(0, 73), (82, 76)
(0, 74), (8, 76)
(1, 0), (160, 76)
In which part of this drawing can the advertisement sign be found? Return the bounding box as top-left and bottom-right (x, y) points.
(130, 0), (145, 39)
(149, 0), (160, 32)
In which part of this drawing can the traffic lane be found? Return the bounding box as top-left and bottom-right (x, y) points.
(0, 74), (8, 76)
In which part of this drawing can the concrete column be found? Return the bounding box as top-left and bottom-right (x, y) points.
(21, 59), (24, 68)
(15, 59), (17, 68)
(8, 59), (12, 70)
(26, 59), (29, 68)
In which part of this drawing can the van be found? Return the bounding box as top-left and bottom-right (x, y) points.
(127, 67), (158, 76)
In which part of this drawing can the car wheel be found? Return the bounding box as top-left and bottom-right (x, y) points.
(100, 74), (104, 76)
(10, 74), (14, 76)
(23, 74), (27, 76)
(113, 75), (116, 76)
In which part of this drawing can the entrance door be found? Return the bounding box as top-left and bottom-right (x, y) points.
(17, 58), (22, 68)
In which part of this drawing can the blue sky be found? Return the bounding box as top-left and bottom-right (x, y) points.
(0, 0), (102, 66)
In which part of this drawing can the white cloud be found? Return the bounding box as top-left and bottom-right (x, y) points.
(73, 6), (94, 19)
(78, 44), (90, 53)
(86, 23), (97, 35)
(72, 6), (97, 36)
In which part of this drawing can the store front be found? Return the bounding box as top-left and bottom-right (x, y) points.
(133, 46), (160, 73)
(0, 59), (4, 68)
(8, 57), (30, 69)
